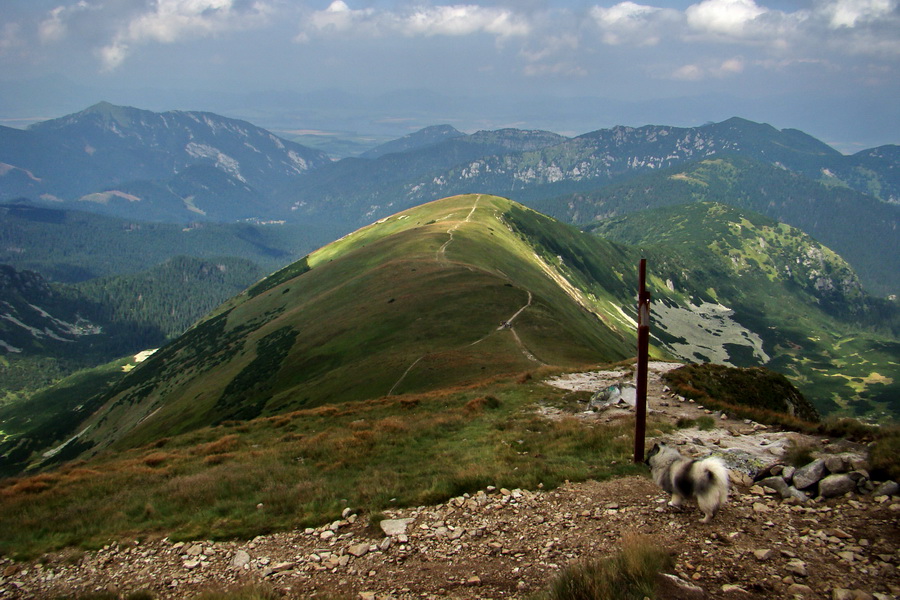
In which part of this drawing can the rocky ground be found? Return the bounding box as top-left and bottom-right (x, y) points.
(2, 364), (898, 600)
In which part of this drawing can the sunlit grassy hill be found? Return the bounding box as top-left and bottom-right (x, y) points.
(31, 195), (899, 468)
(69, 195), (641, 457)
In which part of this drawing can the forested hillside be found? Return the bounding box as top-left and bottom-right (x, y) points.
(0, 202), (330, 282)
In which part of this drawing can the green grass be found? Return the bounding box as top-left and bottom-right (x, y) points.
(0, 373), (656, 559)
(69, 195), (635, 457)
(535, 534), (675, 600)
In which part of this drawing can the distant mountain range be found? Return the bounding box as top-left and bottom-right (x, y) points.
(2, 103), (897, 295)
(0, 102), (331, 222)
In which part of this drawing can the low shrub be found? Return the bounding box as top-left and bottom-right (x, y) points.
(538, 534), (674, 600)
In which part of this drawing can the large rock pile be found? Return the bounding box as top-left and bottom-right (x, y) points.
(755, 454), (899, 502)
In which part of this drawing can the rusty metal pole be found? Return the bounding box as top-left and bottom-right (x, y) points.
(634, 258), (651, 463)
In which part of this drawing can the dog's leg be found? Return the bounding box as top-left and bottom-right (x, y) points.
(668, 493), (684, 509)
(698, 493), (718, 523)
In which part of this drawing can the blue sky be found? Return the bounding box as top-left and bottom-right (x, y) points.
(1, 0), (898, 151)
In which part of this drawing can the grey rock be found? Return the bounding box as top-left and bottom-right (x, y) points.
(787, 583), (814, 596)
(753, 549), (775, 560)
(230, 550), (251, 569)
(819, 474), (858, 498)
(793, 459), (826, 490)
(825, 455), (848, 474)
(186, 543), (203, 556)
(782, 465), (796, 482)
(380, 518), (413, 537)
(757, 476), (790, 498)
(786, 559), (808, 577)
(872, 480), (899, 497)
(832, 590), (875, 600)
(348, 543), (369, 558)
(660, 573), (704, 595)
(786, 486), (810, 502)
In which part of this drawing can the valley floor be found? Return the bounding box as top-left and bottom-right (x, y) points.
(2, 365), (898, 600)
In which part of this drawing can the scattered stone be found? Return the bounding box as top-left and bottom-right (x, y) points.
(832, 590), (875, 600)
(348, 543), (370, 558)
(825, 455), (849, 474)
(786, 560), (808, 577)
(230, 550), (251, 569)
(660, 573), (704, 595)
(380, 518), (413, 537)
(757, 476), (790, 498)
(722, 583), (749, 594)
(787, 583), (814, 596)
(186, 544), (203, 556)
(466, 575), (482, 586)
(753, 549), (775, 561)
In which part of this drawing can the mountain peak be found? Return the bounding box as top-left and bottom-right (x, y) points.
(360, 124), (465, 159)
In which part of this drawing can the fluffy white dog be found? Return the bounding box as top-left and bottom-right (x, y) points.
(646, 442), (730, 523)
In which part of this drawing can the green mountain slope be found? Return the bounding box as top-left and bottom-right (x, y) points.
(30, 195), (894, 470)
(593, 202), (899, 419)
(66, 195), (638, 457)
(535, 156), (900, 297)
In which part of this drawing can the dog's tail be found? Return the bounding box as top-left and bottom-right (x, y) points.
(696, 457), (730, 505)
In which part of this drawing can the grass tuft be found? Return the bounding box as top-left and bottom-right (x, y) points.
(537, 533), (674, 600)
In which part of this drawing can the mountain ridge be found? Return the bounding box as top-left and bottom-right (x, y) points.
(15, 194), (893, 472)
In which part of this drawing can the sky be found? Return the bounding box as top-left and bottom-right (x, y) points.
(1, 0), (898, 152)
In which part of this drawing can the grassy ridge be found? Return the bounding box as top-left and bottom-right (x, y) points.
(73, 195), (636, 457)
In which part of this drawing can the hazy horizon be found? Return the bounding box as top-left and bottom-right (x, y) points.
(2, 0), (898, 153)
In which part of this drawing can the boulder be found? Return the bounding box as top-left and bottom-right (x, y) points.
(757, 476), (790, 498)
(825, 455), (849, 474)
(793, 459), (827, 490)
(872, 480), (899, 497)
(820, 473), (866, 498)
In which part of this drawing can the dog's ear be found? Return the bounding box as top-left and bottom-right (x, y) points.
(645, 442), (660, 464)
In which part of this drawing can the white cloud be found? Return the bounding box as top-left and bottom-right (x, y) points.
(98, 0), (272, 70)
(671, 56), (746, 80)
(522, 61), (587, 77)
(299, 2), (531, 41)
(403, 5), (531, 38)
(590, 2), (681, 46)
(685, 0), (767, 36)
(37, 2), (98, 44)
(39, 7), (68, 44)
(819, 0), (897, 28)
